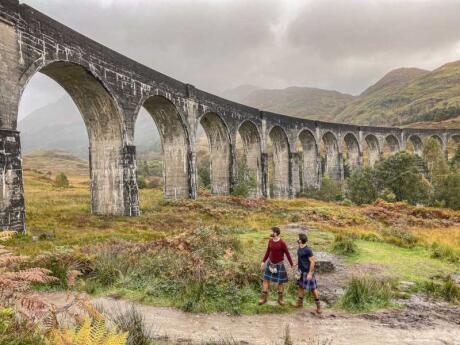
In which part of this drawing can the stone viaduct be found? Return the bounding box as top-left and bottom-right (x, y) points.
(0, 0), (459, 232)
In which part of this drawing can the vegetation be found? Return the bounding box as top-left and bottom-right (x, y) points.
(338, 275), (394, 312)
(54, 172), (70, 188)
(336, 60), (460, 126)
(232, 162), (257, 198)
(331, 234), (358, 256)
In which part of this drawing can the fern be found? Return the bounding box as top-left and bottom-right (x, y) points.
(47, 317), (128, 345)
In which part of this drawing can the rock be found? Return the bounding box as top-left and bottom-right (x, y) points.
(398, 281), (416, 291)
(315, 252), (336, 273)
(38, 232), (55, 240)
(451, 274), (460, 285)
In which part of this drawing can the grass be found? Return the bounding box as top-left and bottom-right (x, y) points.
(331, 234), (358, 256)
(338, 275), (394, 312)
(4, 169), (460, 316)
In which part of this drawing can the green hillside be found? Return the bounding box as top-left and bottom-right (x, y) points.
(240, 86), (355, 121)
(337, 61), (460, 126)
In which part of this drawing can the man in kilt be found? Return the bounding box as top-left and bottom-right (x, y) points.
(259, 227), (294, 305)
(294, 233), (321, 314)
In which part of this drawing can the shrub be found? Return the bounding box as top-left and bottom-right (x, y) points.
(232, 162), (257, 198)
(433, 171), (460, 210)
(0, 308), (44, 345)
(308, 176), (342, 202)
(431, 242), (459, 263)
(331, 234), (357, 256)
(339, 275), (394, 312)
(198, 163), (211, 189)
(54, 172), (70, 188)
(137, 175), (147, 189)
(381, 228), (420, 249)
(345, 167), (378, 205)
(375, 152), (432, 205)
(109, 305), (151, 345)
(422, 276), (460, 304)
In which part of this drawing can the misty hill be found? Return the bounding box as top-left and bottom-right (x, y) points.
(360, 67), (429, 97)
(18, 97), (161, 159)
(336, 61), (460, 126)
(23, 150), (89, 176)
(226, 86), (356, 121)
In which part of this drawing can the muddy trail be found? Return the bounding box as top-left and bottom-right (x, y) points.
(41, 292), (460, 345)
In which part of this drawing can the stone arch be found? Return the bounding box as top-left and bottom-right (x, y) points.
(139, 95), (191, 199)
(406, 135), (423, 156)
(20, 60), (130, 215)
(430, 135), (443, 147)
(268, 126), (290, 198)
(384, 134), (400, 157)
(321, 132), (341, 180)
(237, 120), (263, 197)
(364, 134), (381, 167)
(342, 133), (360, 175)
(199, 112), (231, 195)
(297, 129), (319, 190)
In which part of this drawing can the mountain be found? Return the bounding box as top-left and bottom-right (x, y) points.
(336, 61), (460, 126)
(220, 85), (260, 103)
(18, 96), (161, 159)
(23, 150), (89, 176)
(360, 68), (429, 97)
(229, 86), (356, 121)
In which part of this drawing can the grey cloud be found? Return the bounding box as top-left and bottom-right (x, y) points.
(19, 0), (460, 114)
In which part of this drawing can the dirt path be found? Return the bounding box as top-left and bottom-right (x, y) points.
(41, 293), (460, 345)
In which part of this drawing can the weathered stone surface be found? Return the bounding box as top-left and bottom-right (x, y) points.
(0, 0), (458, 232)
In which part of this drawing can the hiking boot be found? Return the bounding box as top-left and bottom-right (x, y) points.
(258, 291), (268, 305)
(277, 291), (285, 306)
(315, 299), (322, 314)
(293, 296), (304, 308)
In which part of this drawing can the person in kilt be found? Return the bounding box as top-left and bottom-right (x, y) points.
(259, 227), (293, 305)
(294, 233), (321, 314)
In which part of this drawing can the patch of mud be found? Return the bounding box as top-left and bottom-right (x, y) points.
(361, 294), (460, 330)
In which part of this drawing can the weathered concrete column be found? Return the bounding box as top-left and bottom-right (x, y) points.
(289, 152), (301, 197)
(261, 153), (269, 198)
(0, 130), (25, 232)
(338, 152), (345, 181)
(123, 145), (140, 216)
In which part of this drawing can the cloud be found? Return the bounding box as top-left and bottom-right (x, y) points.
(19, 0), (460, 118)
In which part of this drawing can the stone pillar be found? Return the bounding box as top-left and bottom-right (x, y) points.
(338, 152), (344, 181)
(261, 153), (269, 198)
(289, 152), (301, 198)
(228, 141), (237, 195)
(123, 145), (140, 216)
(188, 150), (198, 199)
(0, 130), (25, 232)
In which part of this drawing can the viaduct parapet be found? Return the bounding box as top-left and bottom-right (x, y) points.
(0, 0), (459, 232)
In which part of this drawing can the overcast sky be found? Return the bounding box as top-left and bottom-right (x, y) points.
(19, 0), (460, 119)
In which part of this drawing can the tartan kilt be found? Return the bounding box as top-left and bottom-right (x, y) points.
(297, 271), (318, 291)
(263, 261), (288, 283)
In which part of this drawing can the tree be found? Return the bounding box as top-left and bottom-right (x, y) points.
(434, 171), (460, 210)
(55, 172), (70, 188)
(450, 145), (460, 170)
(197, 161), (211, 189)
(345, 167), (378, 205)
(375, 152), (432, 205)
(137, 175), (147, 189)
(423, 138), (449, 186)
(232, 161), (257, 198)
(308, 176), (343, 202)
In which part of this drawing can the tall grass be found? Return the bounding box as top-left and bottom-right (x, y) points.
(331, 234), (358, 256)
(339, 275), (394, 312)
(109, 305), (152, 345)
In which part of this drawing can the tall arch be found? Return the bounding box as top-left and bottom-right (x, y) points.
(200, 112), (231, 195)
(139, 96), (190, 199)
(268, 126), (290, 198)
(21, 61), (129, 215)
(407, 135), (423, 156)
(364, 134), (381, 167)
(237, 120), (263, 197)
(321, 132), (341, 180)
(342, 133), (360, 175)
(384, 134), (400, 157)
(297, 129), (319, 190)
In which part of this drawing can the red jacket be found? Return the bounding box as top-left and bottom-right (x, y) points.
(262, 238), (293, 266)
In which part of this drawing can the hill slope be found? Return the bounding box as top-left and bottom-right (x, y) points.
(23, 150), (89, 176)
(337, 61), (460, 126)
(18, 97), (161, 159)
(238, 86), (355, 121)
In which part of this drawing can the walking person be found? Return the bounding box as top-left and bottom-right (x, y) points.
(259, 226), (294, 306)
(294, 233), (321, 314)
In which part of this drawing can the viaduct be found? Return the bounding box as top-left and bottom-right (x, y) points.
(1, 0), (459, 232)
